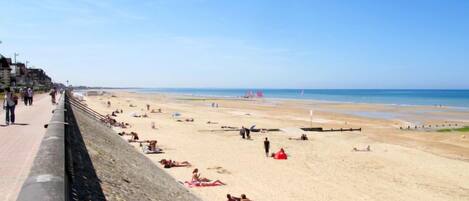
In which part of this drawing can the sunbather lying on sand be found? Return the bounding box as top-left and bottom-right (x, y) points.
(207, 121), (218, 124)
(221, 126), (238, 129)
(160, 159), (191, 168)
(352, 145), (371, 152)
(289, 134), (309, 141)
(124, 132), (139, 141)
(184, 180), (225, 187)
(150, 108), (162, 113)
(240, 194), (252, 201)
(227, 194), (240, 201)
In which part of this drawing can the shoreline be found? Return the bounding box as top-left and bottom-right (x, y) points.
(85, 88), (469, 110)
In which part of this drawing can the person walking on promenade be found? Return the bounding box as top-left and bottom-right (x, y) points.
(49, 87), (57, 104)
(264, 137), (270, 157)
(27, 87), (33, 105)
(3, 87), (17, 125)
(22, 88), (28, 105)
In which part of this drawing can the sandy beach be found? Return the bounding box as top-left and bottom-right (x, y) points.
(82, 91), (469, 201)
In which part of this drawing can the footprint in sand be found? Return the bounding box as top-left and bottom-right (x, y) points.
(207, 166), (231, 174)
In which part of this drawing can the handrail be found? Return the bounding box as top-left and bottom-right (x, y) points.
(17, 94), (67, 201)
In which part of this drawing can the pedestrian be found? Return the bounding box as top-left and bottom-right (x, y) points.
(264, 137), (270, 157)
(3, 87), (17, 125)
(49, 87), (57, 104)
(246, 127), (251, 139)
(27, 87), (33, 105)
(22, 88), (28, 105)
(146, 104), (150, 111)
(240, 126), (246, 139)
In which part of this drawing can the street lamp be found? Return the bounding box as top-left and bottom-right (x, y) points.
(14, 53), (19, 63)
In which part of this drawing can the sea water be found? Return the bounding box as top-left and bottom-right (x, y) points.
(135, 89), (469, 108)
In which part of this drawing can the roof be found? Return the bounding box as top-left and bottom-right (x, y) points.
(0, 56), (11, 70)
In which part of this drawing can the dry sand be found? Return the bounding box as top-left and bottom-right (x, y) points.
(83, 91), (469, 201)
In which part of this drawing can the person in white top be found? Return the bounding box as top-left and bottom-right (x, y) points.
(3, 87), (17, 125)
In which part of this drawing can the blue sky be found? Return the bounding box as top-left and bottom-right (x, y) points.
(0, 0), (468, 89)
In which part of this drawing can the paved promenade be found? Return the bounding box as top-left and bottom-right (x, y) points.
(0, 94), (55, 201)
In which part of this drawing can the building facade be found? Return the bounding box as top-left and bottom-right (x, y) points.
(0, 55), (12, 88)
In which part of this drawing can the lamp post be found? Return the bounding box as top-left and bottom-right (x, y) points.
(14, 53), (19, 63)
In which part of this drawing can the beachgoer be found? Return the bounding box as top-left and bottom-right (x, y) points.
(107, 100), (111, 107)
(26, 87), (33, 105)
(22, 88), (28, 105)
(352, 145), (371, 152)
(192, 168), (210, 182)
(130, 132), (139, 141)
(240, 194), (251, 201)
(227, 194), (241, 201)
(160, 159), (191, 168)
(246, 127), (251, 139)
(240, 126), (246, 139)
(273, 148), (287, 160)
(151, 121), (156, 129)
(148, 140), (158, 151)
(3, 87), (17, 125)
(146, 104), (150, 111)
(49, 87), (57, 104)
(264, 137), (270, 157)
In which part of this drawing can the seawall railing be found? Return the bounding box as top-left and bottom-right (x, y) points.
(17, 94), (68, 201)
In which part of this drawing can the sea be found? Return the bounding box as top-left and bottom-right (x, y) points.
(134, 88), (469, 108)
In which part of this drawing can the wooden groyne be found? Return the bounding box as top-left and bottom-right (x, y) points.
(301, 127), (362, 132)
(400, 123), (463, 131)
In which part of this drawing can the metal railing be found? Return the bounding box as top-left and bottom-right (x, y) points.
(17, 94), (67, 201)
(65, 92), (110, 127)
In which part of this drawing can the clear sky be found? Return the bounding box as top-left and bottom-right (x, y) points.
(1, 0), (468, 89)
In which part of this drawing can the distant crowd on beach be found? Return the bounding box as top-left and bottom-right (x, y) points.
(87, 96), (381, 201)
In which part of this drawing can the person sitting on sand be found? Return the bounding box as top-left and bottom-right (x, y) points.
(289, 134), (309, 141)
(273, 148), (288, 160)
(192, 168), (210, 182)
(160, 159), (191, 168)
(142, 113), (148, 118)
(352, 145), (371, 152)
(130, 132), (139, 141)
(227, 194), (241, 201)
(148, 140), (158, 151)
(185, 118), (194, 122)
